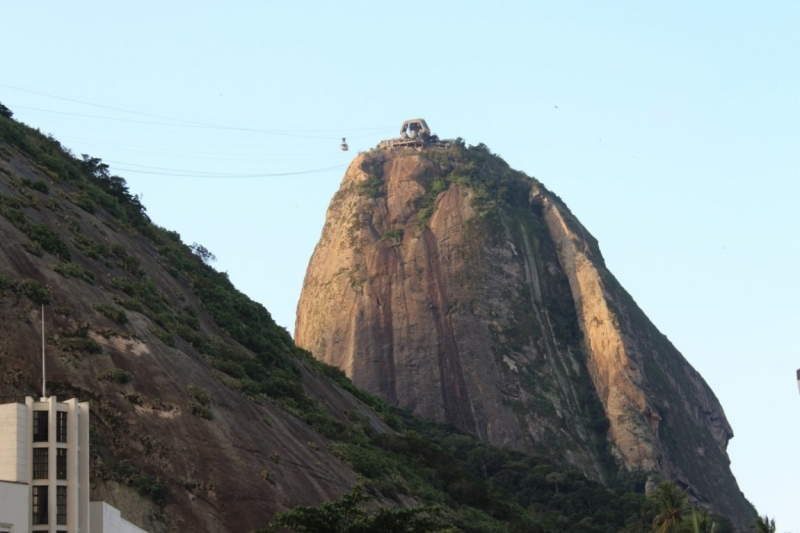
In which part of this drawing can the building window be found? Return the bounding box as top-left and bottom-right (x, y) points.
(57, 486), (67, 525)
(33, 410), (49, 442)
(57, 448), (67, 479)
(32, 485), (48, 525)
(57, 411), (67, 443)
(33, 448), (48, 479)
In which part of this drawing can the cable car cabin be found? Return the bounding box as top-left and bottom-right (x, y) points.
(340, 138), (349, 151)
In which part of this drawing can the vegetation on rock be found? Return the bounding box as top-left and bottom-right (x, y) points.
(263, 486), (455, 533)
(643, 482), (734, 533)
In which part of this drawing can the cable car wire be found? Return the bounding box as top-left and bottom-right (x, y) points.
(55, 134), (350, 159)
(18, 106), (388, 149)
(109, 163), (348, 179)
(1, 83), (394, 138)
(1, 83), (374, 180)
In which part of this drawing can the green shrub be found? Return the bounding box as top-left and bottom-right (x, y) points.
(148, 327), (175, 347)
(430, 178), (447, 194)
(116, 297), (144, 313)
(209, 358), (247, 379)
(380, 228), (404, 243)
(20, 279), (50, 304)
(187, 402), (213, 420)
(132, 474), (166, 503)
(358, 153), (386, 198)
(22, 241), (43, 256)
(75, 194), (95, 213)
(0, 206), (26, 228)
(152, 312), (174, 329)
(175, 324), (206, 349)
(177, 311), (199, 330)
(110, 244), (143, 276)
(58, 324), (103, 357)
(53, 262), (95, 283)
(29, 223), (71, 261)
(360, 177), (384, 198)
(186, 386), (213, 419)
(360, 153), (385, 179)
(28, 180), (50, 194)
(235, 378), (262, 397)
(100, 459), (166, 505)
(74, 234), (110, 260)
(98, 368), (133, 383)
(110, 277), (167, 313)
(330, 443), (393, 479)
(60, 337), (102, 355)
(93, 303), (128, 324)
(187, 384), (211, 406)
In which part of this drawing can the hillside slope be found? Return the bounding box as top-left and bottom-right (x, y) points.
(0, 120), (382, 532)
(295, 142), (754, 527)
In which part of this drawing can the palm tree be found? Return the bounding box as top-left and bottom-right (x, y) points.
(646, 481), (690, 533)
(687, 508), (717, 533)
(752, 515), (776, 533)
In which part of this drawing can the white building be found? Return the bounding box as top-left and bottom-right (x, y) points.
(0, 397), (147, 533)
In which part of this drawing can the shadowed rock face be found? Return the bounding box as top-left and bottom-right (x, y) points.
(296, 146), (754, 527)
(0, 141), (379, 533)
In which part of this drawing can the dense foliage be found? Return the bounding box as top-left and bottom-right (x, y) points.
(411, 141), (539, 223)
(268, 481), (742, 533)
(263, 486), (456, 533)
(643, 482), (735, 533)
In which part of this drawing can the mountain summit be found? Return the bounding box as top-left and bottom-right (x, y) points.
(296, 140), (753, 525)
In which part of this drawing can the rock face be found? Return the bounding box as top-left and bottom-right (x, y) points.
(0, 127), (393, 533)
(296, 144), (753, 525)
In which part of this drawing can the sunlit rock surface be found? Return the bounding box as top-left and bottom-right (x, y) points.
(296, 145), (753, 526)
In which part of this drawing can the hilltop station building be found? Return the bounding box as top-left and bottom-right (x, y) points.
(0, 396), (146, 533)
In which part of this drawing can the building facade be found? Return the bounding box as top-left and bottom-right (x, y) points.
(0, 397), (146, 533)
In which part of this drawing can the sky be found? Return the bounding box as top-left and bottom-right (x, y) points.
(2, 2), (799, 529)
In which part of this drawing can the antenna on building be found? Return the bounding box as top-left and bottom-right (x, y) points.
(41, 304), (46, 399)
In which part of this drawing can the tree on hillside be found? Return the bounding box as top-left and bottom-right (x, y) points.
(0, 102), (12, 119)
(646, 482), (690, 533)
(190, 242), (217, 264)
(752, 515), (776, 533)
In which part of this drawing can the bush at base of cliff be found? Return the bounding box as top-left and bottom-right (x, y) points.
(260, 486), (457, 533)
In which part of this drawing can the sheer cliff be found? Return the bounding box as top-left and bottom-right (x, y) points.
(295, 142), (754, 526)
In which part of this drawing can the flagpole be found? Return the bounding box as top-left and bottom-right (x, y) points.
(41, 304), (46, 399)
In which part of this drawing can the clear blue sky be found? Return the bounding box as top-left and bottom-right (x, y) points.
(2, 2), (798, 528)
